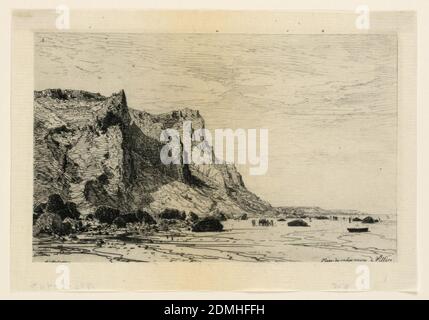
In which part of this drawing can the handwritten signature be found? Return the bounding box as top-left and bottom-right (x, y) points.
(321, 255), (393, 262)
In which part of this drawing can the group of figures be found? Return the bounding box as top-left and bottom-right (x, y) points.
(251, 218), (274, 227)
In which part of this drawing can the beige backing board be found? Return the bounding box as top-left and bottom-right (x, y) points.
(10, 10), (416, 292)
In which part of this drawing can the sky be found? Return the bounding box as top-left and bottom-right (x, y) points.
(35, 33), (397, 214)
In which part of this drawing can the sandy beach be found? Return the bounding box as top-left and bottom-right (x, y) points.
(33, 216), (396, 263)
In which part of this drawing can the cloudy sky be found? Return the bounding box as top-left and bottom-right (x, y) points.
(35, 33), (397, 214)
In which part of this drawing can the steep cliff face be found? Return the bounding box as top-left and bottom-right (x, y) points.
(34, 89), (272, 217)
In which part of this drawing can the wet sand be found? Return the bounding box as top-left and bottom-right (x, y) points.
(33, 217), (396, 262)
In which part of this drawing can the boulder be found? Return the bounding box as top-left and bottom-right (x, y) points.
(45, 194), (80, 220)
(287, 219), (309, 227)
(352, 217), (362, 222)
(160, 208), (186, 220)
(122, 213), (140, 223)
(33, 212), (63, 236)
(112, 216), (126, 228)
(239, 213), (248, 220)
(192, 217), (223, 232)
(362, 216), (378, 224)
(94, 206), (120, 224)
(65, 201), (81, 219)
(45, 194), (65, 213)
(62, 217), (81, 235)
(187, 211), (199, 222)
(135, 210), (157, 225)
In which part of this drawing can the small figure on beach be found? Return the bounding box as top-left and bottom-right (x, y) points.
(257, 218), (274, 226)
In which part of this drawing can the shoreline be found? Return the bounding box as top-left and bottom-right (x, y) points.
(33, 218), (397, 263)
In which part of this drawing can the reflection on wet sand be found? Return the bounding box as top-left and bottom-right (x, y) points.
(33, 218), (396, 263)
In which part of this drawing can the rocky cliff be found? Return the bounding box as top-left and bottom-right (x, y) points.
(34, 89), (272, 217)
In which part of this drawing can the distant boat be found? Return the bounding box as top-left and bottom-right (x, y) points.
(347, 227), (369, 233)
